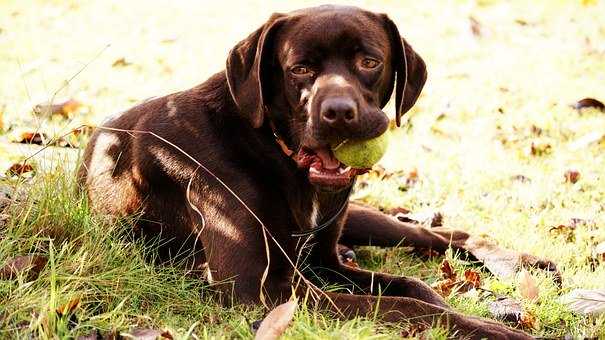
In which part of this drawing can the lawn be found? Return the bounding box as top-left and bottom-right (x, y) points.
(1, 0), (605, 338)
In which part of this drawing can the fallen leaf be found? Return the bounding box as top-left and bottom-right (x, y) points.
(518, 311), (538, 329)
(406, 168), (419, 186)
(488, 298), (523, 323)
(33, 99), (86, 118)
(255, 300), (298, 340)
(469, 16), (482, 36)
(564, 169), (581, 184)
(464, 269), (481, 289)
(461, 237), (525, 279)
(112, 57), (132, 67)
(529, 141), (552, 156)
(10, 131), (47, 145)
(439, 259), (456, 280)
(6, 163), (34, 176)
(518, 269), (539, 301)
(432, 278), (458, 297)
(549, 224), (576, 242)
(594, 242), (605, 262)
(56, 298), (80, 316)
(511, 174), (531, 183)
(572, 97), (605, 112)
(561, 289), (605, 315)
(0, 255), (47, 281)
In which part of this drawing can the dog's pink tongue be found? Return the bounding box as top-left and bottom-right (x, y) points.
(315, 148), (340, 170)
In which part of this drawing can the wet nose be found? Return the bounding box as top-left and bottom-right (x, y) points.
(320, 97), (358, 128)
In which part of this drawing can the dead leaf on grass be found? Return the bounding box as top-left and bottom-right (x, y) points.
(56, 298), (80, 316)
(10, 131), (47, 145)
(0, 255), (47, 281)
(6, 163), (34, 176)
(440, 259), (456, 280)
(112, 57), (133, 68)
(561, 289), (605, 315)
(469, 16), (482, 36)
(518, 269), (539, 301)
(549, 224), (576, 242)
(255, 299), (298, 340)
(564, 169), (581, 184)
(572, 97), (604, 112)
(529, 141), (552, 156)
(594, 242), (605, 262)
(33, 99), (88, 118)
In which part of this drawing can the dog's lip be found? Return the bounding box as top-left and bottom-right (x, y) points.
(295, 146), (368, 188)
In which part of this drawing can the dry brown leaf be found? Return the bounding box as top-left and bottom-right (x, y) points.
(573, 97), (604, 112)
(549, 224), (576, 242)
(56, 298), (80, 316)
(255, 300), (298, 340)
(6, 163), (34, 176)
(464, 269), (481, 289)
(439, 259), (456, 280)
(529, 141), (552, 156)
(561, 289), (605, 315)
(519, 311), (538, 329)
(33, 99), (87, 118)
(595, 242), (605, 262)
(112, 57), (133, 68)
(11, 131), (47, 145)
(518, 269), (539, 301)
(469, 16), (482, 36)
(432, 278), (458, 297)
(564, 169), (581, 184)
(0, 255), (47, 281)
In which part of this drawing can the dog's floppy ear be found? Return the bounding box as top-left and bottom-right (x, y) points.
(226, 13), (286, 128)
(382, 15), (427, 127)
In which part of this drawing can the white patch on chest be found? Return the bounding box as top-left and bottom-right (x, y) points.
(309, 195), (320, 228)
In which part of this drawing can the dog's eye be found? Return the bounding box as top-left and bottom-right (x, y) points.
(291, 66), (311, 75)
(360, 58), (380, 69)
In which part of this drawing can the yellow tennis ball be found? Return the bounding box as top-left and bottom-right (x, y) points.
(332, 131), (390, 168)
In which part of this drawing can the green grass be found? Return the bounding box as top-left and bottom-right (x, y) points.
(2, 0), (605, 338)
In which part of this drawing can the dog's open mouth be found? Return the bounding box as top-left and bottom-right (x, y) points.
(295, 147), (368, 188)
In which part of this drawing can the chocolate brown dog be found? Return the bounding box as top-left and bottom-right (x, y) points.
(80, 5), (555, 338)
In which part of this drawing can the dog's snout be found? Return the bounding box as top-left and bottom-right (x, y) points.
(320, 97), (358, 127)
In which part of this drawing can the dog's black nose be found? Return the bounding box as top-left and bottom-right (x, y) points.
(320, 97), (358, 127)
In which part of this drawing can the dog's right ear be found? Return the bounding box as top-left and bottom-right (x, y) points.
(226, 13), (286, 128)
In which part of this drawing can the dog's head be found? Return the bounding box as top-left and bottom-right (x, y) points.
(226, 5), (426, 191)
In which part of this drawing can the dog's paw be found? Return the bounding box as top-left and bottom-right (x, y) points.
(520, 253), (562, 287)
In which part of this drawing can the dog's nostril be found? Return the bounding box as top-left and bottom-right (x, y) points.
(344, 109), (355, 121)
(320, 97), (357, 125)
(324, 109), (337, 121)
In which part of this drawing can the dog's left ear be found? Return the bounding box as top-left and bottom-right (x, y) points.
(226, 13), (286, 128)
(381, 15), (428, 127)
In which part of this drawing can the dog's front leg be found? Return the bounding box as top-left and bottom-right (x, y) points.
(341, 202), (559, 278)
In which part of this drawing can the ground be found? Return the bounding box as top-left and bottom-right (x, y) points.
(1, 0), (605, 338)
